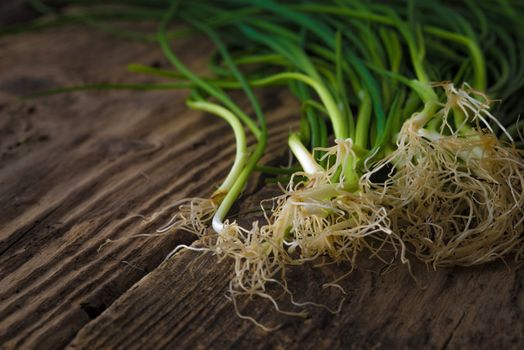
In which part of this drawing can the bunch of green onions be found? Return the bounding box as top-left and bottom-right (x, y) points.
(12, 0), (524, 326)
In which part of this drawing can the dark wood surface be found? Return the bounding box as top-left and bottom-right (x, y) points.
(1, 16), (523, 350)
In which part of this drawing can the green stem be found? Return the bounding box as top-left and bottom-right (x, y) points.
(421, 26), (486, 90)
(187, 100), (248, 195)
(244, 71), (347, 138)
(294, 4), (486, 90)
(354, 91), (372, 149)
(212, 135), (266, 233)
(157, 2), (262, 140)
(288, 133), (323, 175)
(255, 165), (298, 175)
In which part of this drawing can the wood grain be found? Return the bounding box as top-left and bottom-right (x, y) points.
(0, 22), (297, 349)
(1, 10), (523, 350)
(67, 189), (524, 350)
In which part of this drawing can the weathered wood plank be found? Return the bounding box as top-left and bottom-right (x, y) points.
(2, 9), (523, 350)
(0, 23), (298, 349)
(68, 222), (524, 349)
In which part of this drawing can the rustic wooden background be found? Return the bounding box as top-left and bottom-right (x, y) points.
(1, 3), (523, 349)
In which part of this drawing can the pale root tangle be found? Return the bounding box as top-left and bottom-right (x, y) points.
(186, 140), (398, 300)
(363, 83), (524, 267)
(181, 140), (401, 325)
(189, 219), (308, 329)
(273, 190), (399, 266)
(250, 140), (403, 282)
(158, 197), (217, 237)
(98, 197), (217, 253)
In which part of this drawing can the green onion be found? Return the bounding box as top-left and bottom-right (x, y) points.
(13, 0), (524, 328)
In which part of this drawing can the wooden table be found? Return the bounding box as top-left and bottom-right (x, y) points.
(1, 8), (523, 350)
